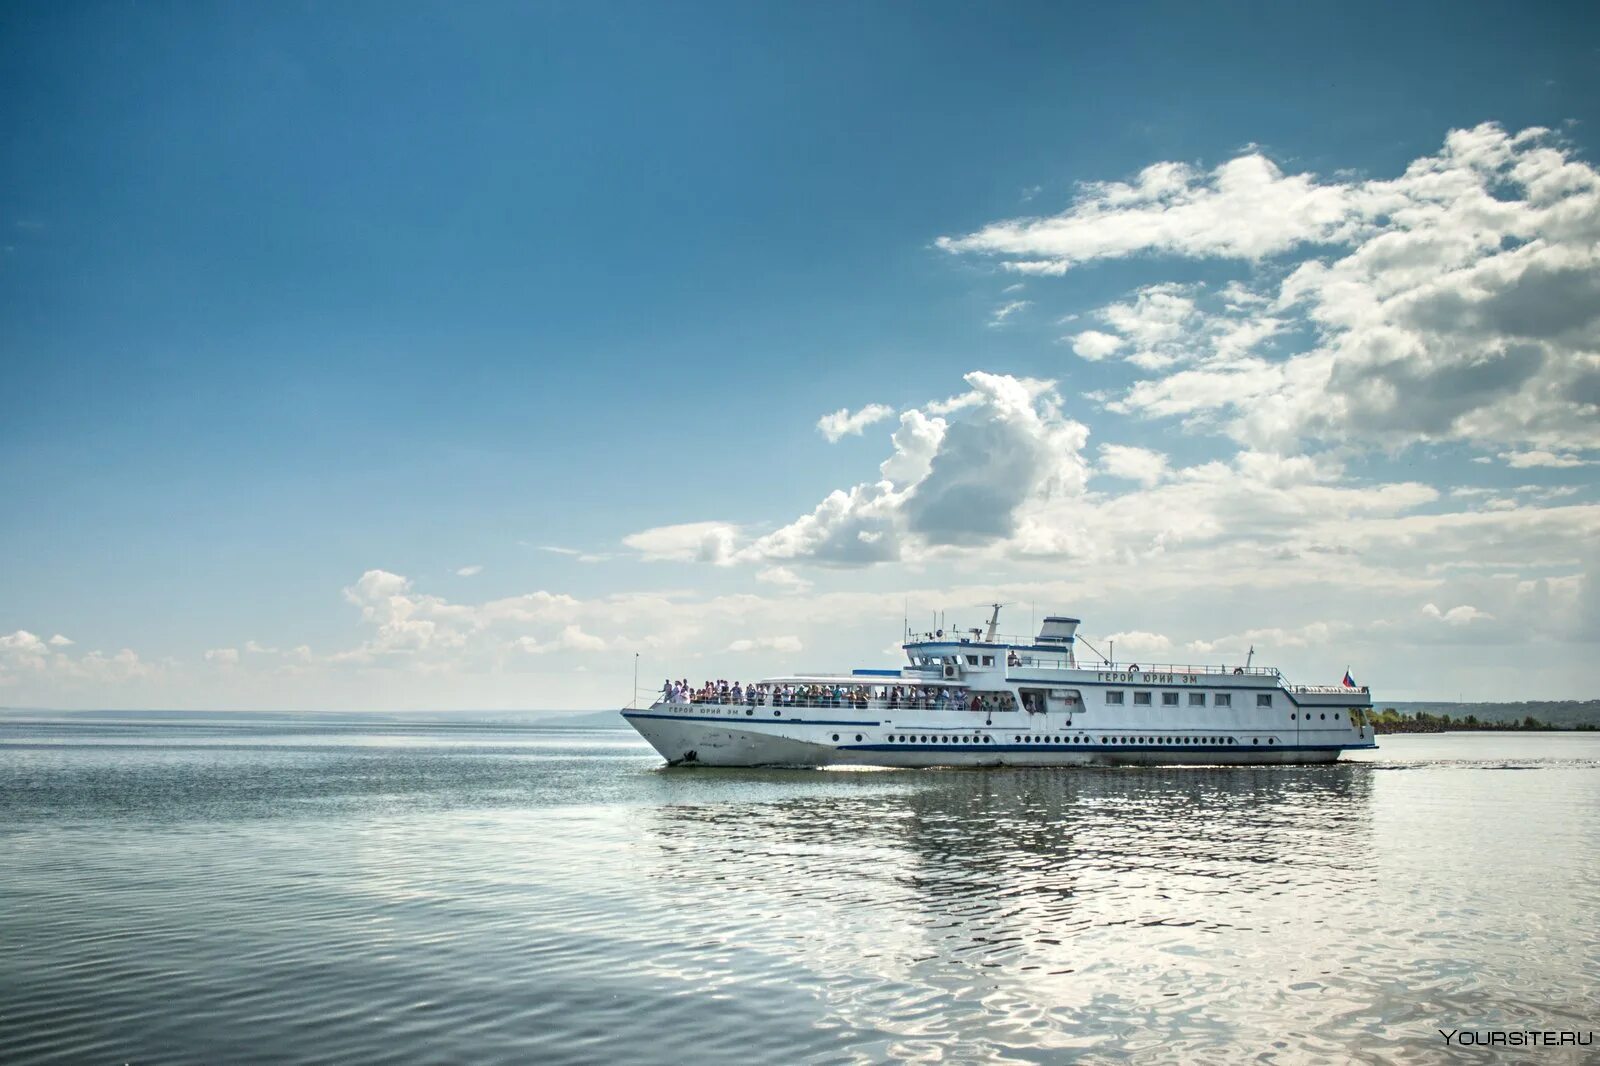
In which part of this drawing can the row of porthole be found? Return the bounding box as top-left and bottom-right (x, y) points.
(1290, 712), (1339, 720)
(863, 734), (1282, 747)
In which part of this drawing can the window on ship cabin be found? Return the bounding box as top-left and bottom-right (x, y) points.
(1256, 694), (1273, 707)
(1214, 693), (1232, 707)
(1106, 690), (1125, 705)
(1162, 692), (1179, 706)
(1133, 691), (1152, 706)
(966, 655), (979, 666)
(981, 655), (994, 666)
(1189, 692), (1206, 706)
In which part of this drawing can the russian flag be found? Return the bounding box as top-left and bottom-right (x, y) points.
(1342, 670), (1356, 688)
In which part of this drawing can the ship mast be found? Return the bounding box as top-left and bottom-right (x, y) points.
(984, 603), (1004, 642)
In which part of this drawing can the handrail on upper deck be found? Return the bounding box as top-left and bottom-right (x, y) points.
(654, 694), (1012, 712)
(1290, 684), (1371, 694)
(1093, 662), (1281, 677)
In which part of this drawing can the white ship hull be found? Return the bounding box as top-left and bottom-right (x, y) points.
(623, 702), (1373, 769)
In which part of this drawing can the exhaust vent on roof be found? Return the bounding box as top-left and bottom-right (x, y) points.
(1037, 616), (1079, 644)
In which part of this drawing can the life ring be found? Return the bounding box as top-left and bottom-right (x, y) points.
(1233, 667), (1243, 675)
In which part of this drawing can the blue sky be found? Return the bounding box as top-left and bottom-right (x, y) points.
(3, 2), (1599, 708)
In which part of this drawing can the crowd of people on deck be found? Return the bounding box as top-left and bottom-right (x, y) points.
(659, 679), (1018, 712)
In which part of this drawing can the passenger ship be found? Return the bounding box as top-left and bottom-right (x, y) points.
(622, 608), (1376, 768)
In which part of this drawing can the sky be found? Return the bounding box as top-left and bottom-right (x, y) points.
(3, 1), (1599, 710)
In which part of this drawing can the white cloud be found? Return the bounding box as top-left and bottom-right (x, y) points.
(947, 124), (1600, 455)
(1101, 631), (1174, 658)
(1421, 603), (1495, 626)
(737, 371), (1093, 566)
(554, 624), (607, 653)
(1, 630), (50, 671)
(1070, 330), (1124, 361)
(726, 635), (803, 653)
(816, 403), (895, 442)
(534, 544), (611, 564)
(623, 521), (740, 564)
(755, 566), (811, 591)
(879, 409), (947, 487)
(48, 634), (73, 647)
(937, 152), (1387, 271)
(205, 648), (240, 665)
(1498, 450), (1595, 468)
(1098, 444), (1169, 487)
(988, 299), (1031, 327)
(244, 640), (278, 654)
(456, 565), (484, 577)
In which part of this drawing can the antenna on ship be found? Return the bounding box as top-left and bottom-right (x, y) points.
(1246, 645), (1255, 669)
(631, 652), (639, 710)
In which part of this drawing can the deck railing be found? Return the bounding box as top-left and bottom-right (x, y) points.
(1095, 662), (1281, 677)
(656, 696), (1013, 713)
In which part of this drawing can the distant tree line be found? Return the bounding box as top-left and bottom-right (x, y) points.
(1366, 706), (1598, 734)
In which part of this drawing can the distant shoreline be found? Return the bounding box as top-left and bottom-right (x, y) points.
(1371, 715), (1597, 734)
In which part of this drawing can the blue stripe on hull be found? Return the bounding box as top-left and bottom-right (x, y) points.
(843, 743), (1363, 754)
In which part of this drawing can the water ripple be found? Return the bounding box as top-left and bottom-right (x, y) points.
(1, 722), (1597, 1064)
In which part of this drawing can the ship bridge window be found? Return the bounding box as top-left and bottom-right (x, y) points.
(1162, 692), (1179, 706)
(1106, 690), (1125, 705)
(1133, 691), (1152, 706)
(1214, 693), (1232, 707)
(966, 655), (979, 666)
(1189, 693), (1206, 706)
(981, 655), (994, 666)
(1257, 694), (1273, 707)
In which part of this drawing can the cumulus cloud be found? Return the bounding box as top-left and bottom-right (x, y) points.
(205, 648), (240, 665)
(1070, 330), (1124, 361)
(1, 630), (50, 671)
(1098, 444), (1169, 487)
(948, 123), (1600, 454)
(1101, 631), (1174, 658)
(1, 629), (162, 691)
(517, 624), (608, 655)
(1421, 603), (1494, 626)
(817, 403), (895, 442)
(456, 565), (484, 577)
(731, 371), (1092, 565)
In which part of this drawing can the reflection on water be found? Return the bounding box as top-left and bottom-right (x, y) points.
(2, 719), (1597, 1065)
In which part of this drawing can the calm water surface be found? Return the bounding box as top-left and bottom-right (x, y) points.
(2, 718), (1597, 1064)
